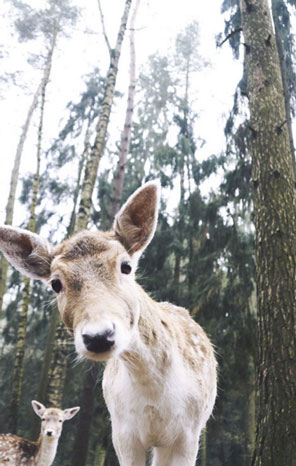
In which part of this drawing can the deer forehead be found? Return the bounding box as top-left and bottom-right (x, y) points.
(43, 408), (64, 421)
(51, 231), (128, 282)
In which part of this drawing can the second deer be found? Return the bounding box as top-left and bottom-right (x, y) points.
(0, 401), (80, 465)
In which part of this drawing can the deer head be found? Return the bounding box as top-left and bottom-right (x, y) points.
(32, 401), (80, 440)
(0, 182), (159, 362)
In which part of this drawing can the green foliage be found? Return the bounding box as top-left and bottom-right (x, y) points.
(10, 0), (80, 43)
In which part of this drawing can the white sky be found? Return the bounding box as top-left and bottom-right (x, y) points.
(0, 0), (242, 227)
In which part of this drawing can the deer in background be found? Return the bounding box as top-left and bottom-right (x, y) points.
(0, 401), (79, 465)
(0, 182), (217, 466)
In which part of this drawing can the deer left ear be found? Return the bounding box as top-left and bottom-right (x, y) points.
(113, 181), (160, 258)
(0, 226), (52, 280)
(63, 406), (80, 421)
(32, 400), (46, 418)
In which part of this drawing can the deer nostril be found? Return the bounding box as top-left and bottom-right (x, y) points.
(46, 431), (53, 437)
(82, 329), (115, 354)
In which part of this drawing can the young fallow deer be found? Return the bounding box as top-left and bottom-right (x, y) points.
(0, 182), (217, 466)
(0, 401), (79, 465)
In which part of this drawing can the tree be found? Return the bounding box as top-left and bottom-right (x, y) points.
(239, 0), (296, 464)
(0, 0), (79, 313)
(75, 0), (133, 231)
(8, 78), (47, 433)
(109, 0), (141, 221)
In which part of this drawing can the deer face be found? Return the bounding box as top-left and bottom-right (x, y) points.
(50, 231), (141, 361)
(0, 182), (159, 362)
(31, 401), (80, 440)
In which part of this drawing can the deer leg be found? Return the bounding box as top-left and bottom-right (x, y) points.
(151, 431), (201, 466)
(112, 432), (146, 466)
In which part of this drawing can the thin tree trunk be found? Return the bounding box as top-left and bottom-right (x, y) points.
(70, 362), (98, 466)
(8, 277), (31, 433)
(93, 444), (106, 466)
(109, 0), (140, 220)
(46, 322), (69, 407)
(8, 80), (46, 433)
(239, 0), (296, 464)
(67, 111), (93, 237)
(0, 32), (57, 314)
(200, 428), (207, 466)
(75, 0), (133, 231)
(30, 304), (60, 439)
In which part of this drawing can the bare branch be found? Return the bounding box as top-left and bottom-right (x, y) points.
(97, 0), (112, 55)
(218, 28), (243, 47)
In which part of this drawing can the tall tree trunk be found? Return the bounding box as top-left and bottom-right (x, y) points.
(75, 0), (132, 231)
(271, 0), (296, 177)
(109, 0), (140, 220)
(0, 32), (57, 314)
(93, 444), (106, 466)
(200, 428), (207, 466)
(8, 277), (31, 433)
(239, 0), (296, 464)
(46, 321), (69, 407)
(8, 81), (46, 433)
(70, 362), (98, 466)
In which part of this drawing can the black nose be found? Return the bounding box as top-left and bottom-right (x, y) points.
(82, 329), (115, 353)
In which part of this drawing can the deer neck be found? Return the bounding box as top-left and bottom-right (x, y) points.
(119, 286), (172, 384)
(34, 435), (59, 466)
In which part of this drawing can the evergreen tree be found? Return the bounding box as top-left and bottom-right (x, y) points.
(0, 0), (79, 313)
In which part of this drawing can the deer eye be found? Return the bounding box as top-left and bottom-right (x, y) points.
(58, 420), (62, 423)
(42, 418), (45, 422)
(51, 279), (63, 293)
(121, 262), (132, 275)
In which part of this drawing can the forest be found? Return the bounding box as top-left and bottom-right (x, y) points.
(0, 0), (295, 465)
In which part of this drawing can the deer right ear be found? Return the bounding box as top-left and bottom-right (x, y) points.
(32, 400), (46, 418)
(113, 181), (160, 259)
(0, 226), (52, 280)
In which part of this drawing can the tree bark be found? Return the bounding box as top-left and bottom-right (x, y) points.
(75, 0), (133, 231)
(70, 362), (98, 466)
(46, 321), (69, 407)
(109, 0), (140, 220)
(0, 31), (57, 314)
(239, 0), (296, 464)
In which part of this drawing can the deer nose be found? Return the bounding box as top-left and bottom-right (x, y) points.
(82, 329), (115, 353)
(46, 430), (54, 437)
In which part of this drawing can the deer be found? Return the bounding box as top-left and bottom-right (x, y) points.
(0, 182), (217, 466)
(0, 400), (80, 465)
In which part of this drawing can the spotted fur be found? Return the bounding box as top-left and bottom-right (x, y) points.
(0, 402), (79, 466)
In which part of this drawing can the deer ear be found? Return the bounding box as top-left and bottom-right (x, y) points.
(63, 406), (80, 421)
(32, 400), (46, 418)
(0, 226), (52, 279)
(113, 181), (160, 258)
